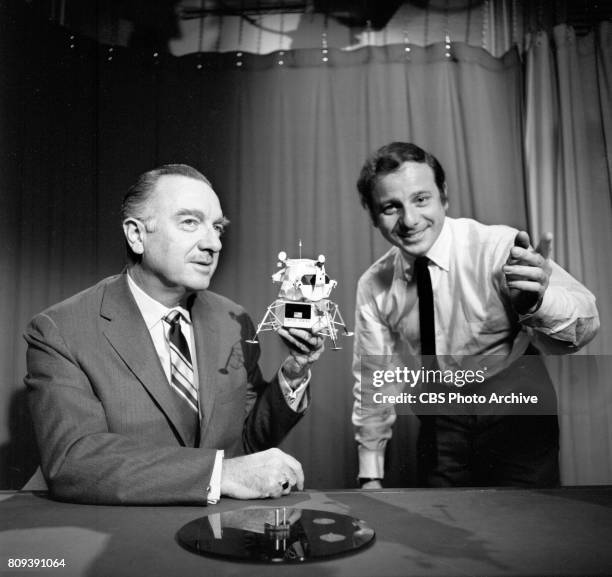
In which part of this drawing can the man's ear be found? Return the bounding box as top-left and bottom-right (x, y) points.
(442, 183), (449, 211)
(123, 218), (145, 256)
(369, 204), (379, 228)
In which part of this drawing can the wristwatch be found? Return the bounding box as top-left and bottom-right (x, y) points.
(358, 477), (382, 487)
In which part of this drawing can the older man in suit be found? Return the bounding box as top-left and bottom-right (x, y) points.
(24, 164), (324, 505)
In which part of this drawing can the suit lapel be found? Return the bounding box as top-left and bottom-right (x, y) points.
(191, 292), (220, 437)
(99, 273), (194, 446)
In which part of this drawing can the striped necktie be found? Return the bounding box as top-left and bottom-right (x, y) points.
(164, 310), (199, 419)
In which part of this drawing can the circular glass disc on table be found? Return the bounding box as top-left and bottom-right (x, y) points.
(177, 507), (375, 563)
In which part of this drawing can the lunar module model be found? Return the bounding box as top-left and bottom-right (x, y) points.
(246, 246), (353, 350)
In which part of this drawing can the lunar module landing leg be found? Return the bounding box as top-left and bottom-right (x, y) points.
(317, 301), (354, 350)
(245, 300), (285, 344)
(246, 299), (353, 349)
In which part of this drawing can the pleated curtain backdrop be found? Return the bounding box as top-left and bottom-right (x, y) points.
(524, 23), (612, 484)
(1, 8), (610, 488)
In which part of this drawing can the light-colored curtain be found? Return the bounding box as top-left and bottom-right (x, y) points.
(525, 22), (612, 484)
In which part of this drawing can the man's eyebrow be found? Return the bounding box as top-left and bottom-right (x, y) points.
(410, 190), (433, 198)
(174, 209), (230, 227)
(175, 208), (205, 219)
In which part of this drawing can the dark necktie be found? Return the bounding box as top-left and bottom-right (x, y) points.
(164, 311), (200, 439)
(415, 256), (436, 356)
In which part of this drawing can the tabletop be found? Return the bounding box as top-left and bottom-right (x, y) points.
(1, 487), (612, 577)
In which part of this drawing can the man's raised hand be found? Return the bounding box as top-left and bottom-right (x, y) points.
(277, 326), (325, 384)
(503, 231), (553, 315)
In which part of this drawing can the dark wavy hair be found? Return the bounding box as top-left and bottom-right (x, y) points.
(357, 142), (447, 222)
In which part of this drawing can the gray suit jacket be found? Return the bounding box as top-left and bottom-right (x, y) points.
(24, 273), (303, 504)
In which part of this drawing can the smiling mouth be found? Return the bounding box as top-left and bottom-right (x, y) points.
(398, 228), (427, 241)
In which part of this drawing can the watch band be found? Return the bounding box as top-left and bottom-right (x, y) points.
(358, 477), (382, 486)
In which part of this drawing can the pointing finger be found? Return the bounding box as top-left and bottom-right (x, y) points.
(536, 232), (553, 259)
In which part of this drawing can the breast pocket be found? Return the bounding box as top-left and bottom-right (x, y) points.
(214, 356), (247, 405)
(213, 340), (248, 405)
(216, 379), (246, 405)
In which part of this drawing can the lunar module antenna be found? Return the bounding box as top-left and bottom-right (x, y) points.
(245, 245), (353, 350)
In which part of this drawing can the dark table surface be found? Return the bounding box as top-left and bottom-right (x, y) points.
(1, 487), (612, 577)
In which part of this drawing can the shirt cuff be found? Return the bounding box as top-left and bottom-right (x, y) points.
(358, 446), (385, 479)
(518, 285), (556, 324)
(207, 450), (224, 504)
(518, 285), (577, 335)
(278, 368), (310, 413)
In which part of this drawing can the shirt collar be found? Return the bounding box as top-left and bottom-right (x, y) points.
(426, 217), (451, 271)
(126, 272), (192, 330)
(397, 217), (451, 280)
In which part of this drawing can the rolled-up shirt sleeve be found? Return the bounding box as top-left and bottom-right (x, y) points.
(519, 260), (599, 352)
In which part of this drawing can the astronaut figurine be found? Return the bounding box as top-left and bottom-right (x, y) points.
(246, 249), (353, 350)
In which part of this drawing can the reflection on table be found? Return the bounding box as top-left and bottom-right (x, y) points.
(1, 487), (612, 577)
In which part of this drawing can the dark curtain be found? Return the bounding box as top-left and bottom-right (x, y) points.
(1, 4), (557, 489)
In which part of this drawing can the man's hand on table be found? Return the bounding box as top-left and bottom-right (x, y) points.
(221, 448), (304, 499)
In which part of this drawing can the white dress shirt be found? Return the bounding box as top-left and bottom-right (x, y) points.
(352, 217), (600, 479)
(127, 273), (309, 503)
